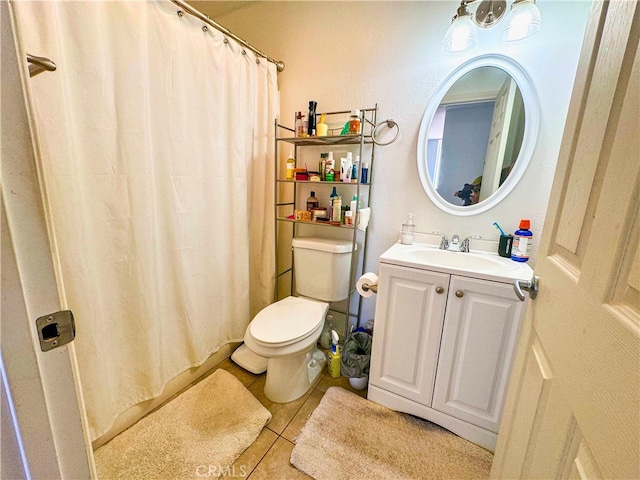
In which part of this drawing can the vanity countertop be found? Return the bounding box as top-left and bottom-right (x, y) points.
(380, 242), (534, 283)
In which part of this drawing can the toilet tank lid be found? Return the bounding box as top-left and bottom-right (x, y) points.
(292, 237), (357, 253)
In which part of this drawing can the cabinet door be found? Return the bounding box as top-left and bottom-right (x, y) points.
(432, 276), (524, 433)
(370, 264), (449, 405)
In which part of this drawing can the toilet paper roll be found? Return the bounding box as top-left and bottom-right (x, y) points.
(357, 272), (379, 298)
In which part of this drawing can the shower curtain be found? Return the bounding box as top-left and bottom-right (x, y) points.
(12, 0), (278, 440)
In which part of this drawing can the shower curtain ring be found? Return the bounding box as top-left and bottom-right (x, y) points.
(177, 10), (184, 17)
(223, 38), (229, 44)
(256, 58), (260, 65)
(241, 49), (247, 55)
(202, 25), (209, 32)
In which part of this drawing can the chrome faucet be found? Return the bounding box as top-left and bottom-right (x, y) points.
(460, 235), (482, 252)
(432, 231), (449, 250)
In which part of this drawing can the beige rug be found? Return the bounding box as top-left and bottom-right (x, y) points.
(291, 387), (493, 480)
(94, 369), (271, 479)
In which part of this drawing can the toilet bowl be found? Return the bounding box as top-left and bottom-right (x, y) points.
(232, 237), (356, 403)
(242, 296), (328, 403)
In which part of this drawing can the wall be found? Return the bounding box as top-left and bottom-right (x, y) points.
(205, 0), (592, 321)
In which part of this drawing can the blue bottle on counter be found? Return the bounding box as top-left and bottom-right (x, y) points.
(511, 219), (532, 262)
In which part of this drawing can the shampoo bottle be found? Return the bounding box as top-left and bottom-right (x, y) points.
(401, 213), (416, 245)
(325, 152), (335, 182)
(361, 159), (369, 184)
(329, 186), (338, 219)
(511, 219), (533, 262)
(295, 112), (304, 137)
(328, 330), (341, 378)
(286, 151), (296, 181)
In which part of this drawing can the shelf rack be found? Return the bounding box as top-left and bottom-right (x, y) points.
(274, 106), (378, 337)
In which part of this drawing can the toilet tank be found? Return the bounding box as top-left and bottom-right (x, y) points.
(292, 237), (357, 302)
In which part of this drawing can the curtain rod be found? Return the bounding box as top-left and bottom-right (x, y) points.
(170, 0), (285, 72)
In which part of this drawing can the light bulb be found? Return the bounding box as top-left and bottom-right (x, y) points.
(499, 0), (541, 43)
(442, 15), (478, 53)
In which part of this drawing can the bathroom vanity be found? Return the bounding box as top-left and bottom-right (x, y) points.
(368, 242), (533, 451)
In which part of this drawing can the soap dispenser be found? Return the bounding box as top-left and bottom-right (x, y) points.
(401, 213), (416, 245)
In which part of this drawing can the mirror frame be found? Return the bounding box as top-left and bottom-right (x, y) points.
(417, 54), (540, 216)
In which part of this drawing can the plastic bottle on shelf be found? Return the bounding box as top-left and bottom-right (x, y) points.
(307, 101), (317, 137)
(401, 213), (416, 245)
(350, 195), (358, 221)
(342, 153), (353, 183)
(306, 191), (319, 211)
(325, 151), (335, 181)
(295, 112), (304, 137)
(286, 151), (295, 181)
(317, 113), (328, 137)
(332, 196), (342, 223)
(349, 109), (361, 135)
(319, 153), (328, 181)
(351, 155), (359, 183)
(329, 186), (338, 220)
(361, 159), (369, 184)
(511, 219), (533, 262)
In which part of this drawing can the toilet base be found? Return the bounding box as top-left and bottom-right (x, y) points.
(264, 346), (326, 403)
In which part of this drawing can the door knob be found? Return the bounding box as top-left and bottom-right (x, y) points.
(513, 275), (539, 301)
(455, 290), (464, 298)
(436, 287), (444, 294)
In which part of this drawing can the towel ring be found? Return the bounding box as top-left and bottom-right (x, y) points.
(372, 119), (400, 146)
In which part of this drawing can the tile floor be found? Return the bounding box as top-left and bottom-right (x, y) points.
(195, 356), (368, 479)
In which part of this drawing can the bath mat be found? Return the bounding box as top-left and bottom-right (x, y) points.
(94, 369), (271, 479)
(291, 387), (493, 480)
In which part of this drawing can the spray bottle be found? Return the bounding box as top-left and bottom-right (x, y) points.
(328, 330), (341, 378)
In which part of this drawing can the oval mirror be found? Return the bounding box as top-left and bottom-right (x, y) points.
(417, 55), (539, 216)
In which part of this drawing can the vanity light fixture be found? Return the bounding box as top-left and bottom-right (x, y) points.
(442, 0), (541, 53)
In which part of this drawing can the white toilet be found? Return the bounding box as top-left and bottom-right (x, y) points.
(232, 237), (355, 403)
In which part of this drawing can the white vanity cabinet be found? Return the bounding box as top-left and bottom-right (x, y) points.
(368, 248), (528, 452)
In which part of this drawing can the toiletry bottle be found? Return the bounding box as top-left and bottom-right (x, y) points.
(325, 152), (335, 181)
(317, 113), (328, 136)
(349, 109), (361, 135)
(295, 112), (304, 137)
(345, 210), (353, 226)
(286, 150), (296, 181)
(511, 219), (532, 262)
(401, 213), (416, 245)
(351, 155), (359, 183)
(332, 196), (342, 223)
(319, 153), (328, 181)
(328, 330), (341, 378)
(307, 101), (317, 137)
(329, 186), (338, 219)
(361, 159), (369, 184)
(350, 195), (358, 219)
(343, 153), (353, 183)
(306, 191), (319, 212)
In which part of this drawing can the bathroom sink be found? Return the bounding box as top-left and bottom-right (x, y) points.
(407, 248), (511, 271)
(379, 243), (530, 282)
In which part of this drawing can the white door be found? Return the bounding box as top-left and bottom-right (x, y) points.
(432, 276), (524, 435)
(369, 264), (449, 405)
(491, 1), (639, 479)
(1, 2), (92, 478)
(480, 77), (516, 201)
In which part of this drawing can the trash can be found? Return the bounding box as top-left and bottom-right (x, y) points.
(341, 330), (372, 390)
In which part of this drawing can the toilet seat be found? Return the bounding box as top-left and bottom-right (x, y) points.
(249, 296), (327, 347)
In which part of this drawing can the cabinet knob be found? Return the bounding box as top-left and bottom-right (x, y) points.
(436, 287), (444, 294)
(455, 290), (464, 298)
